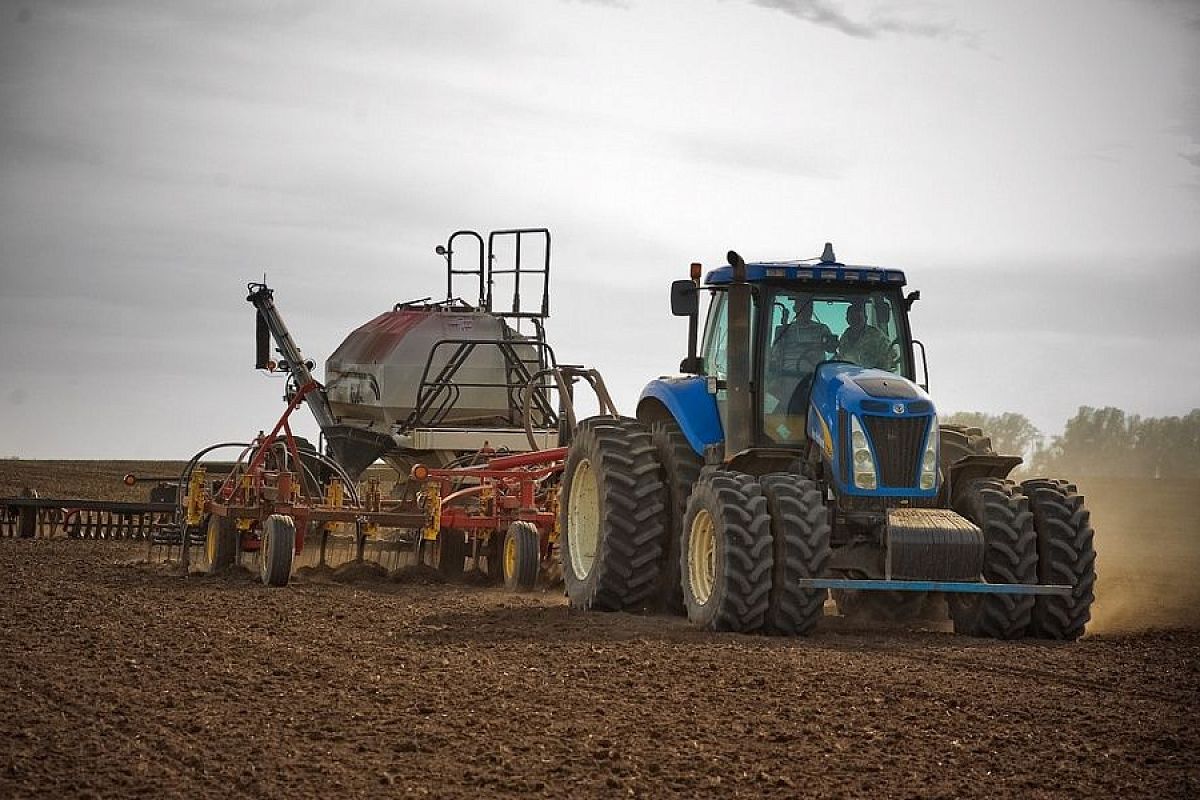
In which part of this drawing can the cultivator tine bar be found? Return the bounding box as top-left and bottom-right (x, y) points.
(0, 497), (178, 540)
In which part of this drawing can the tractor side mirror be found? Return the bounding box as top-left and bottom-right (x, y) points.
(903, 290), (921, 311)
(670, 279), (698, 317)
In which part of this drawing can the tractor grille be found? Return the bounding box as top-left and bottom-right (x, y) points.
(862, 415), (931, 488)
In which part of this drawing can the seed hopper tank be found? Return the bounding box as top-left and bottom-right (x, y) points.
(251, 228), (563, 482)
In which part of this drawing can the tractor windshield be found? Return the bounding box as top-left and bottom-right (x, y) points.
(762, 286), (910, 442)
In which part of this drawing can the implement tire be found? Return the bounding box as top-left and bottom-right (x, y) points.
(436, 529), (468, 579)
(947, 479), (1037, 638)
(260, 514), (296, 587)
(503, 521), (541, 592)
(649, 419), (703, 614)
(560, 418), (665, 612)
(759, 474), (830, 635)
(680, 471), (772, 632)
(201, 513), (237, 574)
(1021, 478), (1097, 640)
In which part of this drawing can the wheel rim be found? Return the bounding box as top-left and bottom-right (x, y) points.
(205, 518), (218, 566)
(260, 526), (270, 580)
(504, 530), (518, 579)
(567, 459), (599, 579)
(688, 508), (717, 605)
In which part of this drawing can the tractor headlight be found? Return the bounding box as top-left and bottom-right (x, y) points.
(919, 417), (939, 491)
(850, 415), (877, 490)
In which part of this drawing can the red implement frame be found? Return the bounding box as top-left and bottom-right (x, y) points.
(199, 381), (427, 555)
(426, 446), (568, 558)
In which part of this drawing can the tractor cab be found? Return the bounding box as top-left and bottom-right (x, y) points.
(644, 247), (935, 494)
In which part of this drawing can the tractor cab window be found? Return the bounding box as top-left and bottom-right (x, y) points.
(814, 292), (904, 374)
(763, 291), (837, 425)
(701, 292), (729, 383)
(700, 290), (756, 435)
(762, 287), (908, 444)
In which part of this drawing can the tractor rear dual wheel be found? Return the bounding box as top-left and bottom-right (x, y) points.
(947, 478), (1037, 638)
(1021, 478), (1097, 640)
(560, 418), (665, 612)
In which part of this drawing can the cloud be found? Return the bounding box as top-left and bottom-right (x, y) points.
(746, 0), (968, 42)
(562, 0), (631, 8)
(670, 130), (842, 179)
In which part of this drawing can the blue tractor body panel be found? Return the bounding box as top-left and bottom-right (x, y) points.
(638, 376), (723, 456)
(807, 363), (940, 498)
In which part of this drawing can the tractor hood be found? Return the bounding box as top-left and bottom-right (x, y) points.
(806, 363), (939, 497)
(812, 364), (934, 416)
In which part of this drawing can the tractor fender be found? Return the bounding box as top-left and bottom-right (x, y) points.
(948, 454), (1023, 497)
(636, 377), (723, 456)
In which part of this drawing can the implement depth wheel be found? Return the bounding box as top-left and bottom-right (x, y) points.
(680, 471), (772, 632)
(260, 514), (296, 587)
(560, 418), (665, 612)
(503, 521), (540, 592)
(201, 513), (237, 574)
(947, 479), (1037, 638)
(1021, 478), (1097, 640)
(436, 529), (468, 579)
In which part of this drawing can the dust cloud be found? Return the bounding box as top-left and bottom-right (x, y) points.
(1077, 478), (1200, 634)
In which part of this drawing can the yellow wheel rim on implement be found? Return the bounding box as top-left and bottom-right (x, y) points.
(566, 458), (599, 579)
(688, 508), (716, 605)
(206, 522), (219, 566)
(504, 530), (518, 579)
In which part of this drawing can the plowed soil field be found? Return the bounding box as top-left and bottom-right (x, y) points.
(2, 463), (1198, 798)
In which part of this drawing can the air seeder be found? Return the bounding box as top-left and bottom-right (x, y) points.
(171, 228), (615, 588)
(558, 245), (1097, 639)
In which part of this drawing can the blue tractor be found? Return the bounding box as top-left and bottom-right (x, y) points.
(558, 245), (1096, 638)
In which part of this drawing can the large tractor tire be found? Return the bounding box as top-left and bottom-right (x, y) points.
(200, 513), (237, 574)
(503, 521), (541, 592)
(1021, 478), (1097, 640)
(260, 514), (296, 587)
(559, 418), (665, 612)
(759, 474), (831, 635)
(679, 471), (772, 632)
(947, 479), (1037, 638)
(939, 424), (994, 467)
(649, 419), (704, 614)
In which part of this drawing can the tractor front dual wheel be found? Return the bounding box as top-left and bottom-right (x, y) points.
(649, 419), (704, 614)
(679, 471), (772, 632)
(260, 514), (296, 587)
(560, 418), (665, 612)
(759, 474), (832, 635)
(947, 479), (1037, 638)
(1021, 478), (1097, 640)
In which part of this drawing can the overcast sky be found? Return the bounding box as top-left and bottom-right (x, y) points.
(1, 0), (1198, 459)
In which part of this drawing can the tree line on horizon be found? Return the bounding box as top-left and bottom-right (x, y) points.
(942, 407), (1200, 479)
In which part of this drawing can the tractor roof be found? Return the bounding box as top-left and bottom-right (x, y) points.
(704, 261), (906, 287)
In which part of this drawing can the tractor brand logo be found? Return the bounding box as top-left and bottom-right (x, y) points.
(892, 403), (905, 415)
